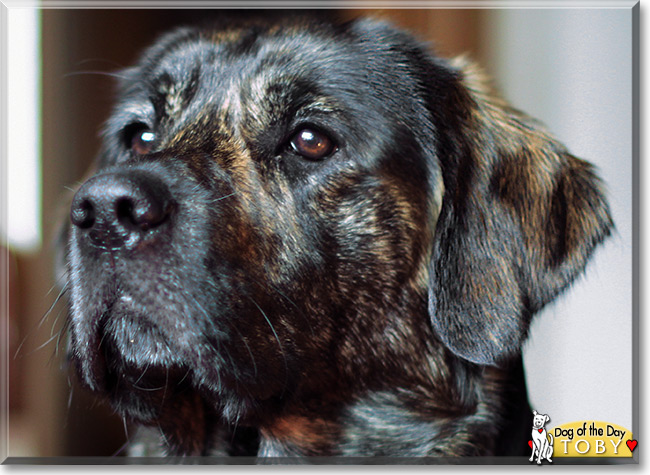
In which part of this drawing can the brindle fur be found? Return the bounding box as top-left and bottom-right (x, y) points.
(64, 17), (612, 458)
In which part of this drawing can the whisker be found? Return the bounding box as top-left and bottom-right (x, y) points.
(247, 296), (289, 394)
(177, 366), (192, 386)
(75, 58), (125, 69)
(233, 327), (257, 378)
(157, 424), (171, 451)
(159, 366), (170, 411)
(133, 362), (151, 386)
(44, 281), (62, 299)
(268, 283), (316, 339)
(63, 70), (129, 80)
(122, 415), (130, 443)
(108, 414), (132, 457)
(211, 191), (238, 203)
(67, 380), (74, 409)
(199, 339), (222, 391)
(27, 332), (62, 356)
(132, 384), (165, 392)
(97, 323), (110, 351)
(14, 284), (69, 359)
(164, 268), (231, 389)
(210, 274), (316, 340)
(55, 317), (72, 358)
(111, 439), (130, 457)
(49, 303), (66, 338)
(200, 278), (291, 382)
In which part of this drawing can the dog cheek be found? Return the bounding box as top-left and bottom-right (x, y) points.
(311, 175), (428, 333)
(331, 186), (428, 298)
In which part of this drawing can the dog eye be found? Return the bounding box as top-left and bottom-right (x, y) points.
(123, 123), (156, 155)
(289, 128), (336, 160)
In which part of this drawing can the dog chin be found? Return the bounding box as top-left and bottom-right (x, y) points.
(84, 344), (254, 431)
(74, 315), (276, 432)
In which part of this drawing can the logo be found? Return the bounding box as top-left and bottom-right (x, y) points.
(529, 410), (554, 464)
(552, 421), (635, 457)
(526, 414), (636, 460)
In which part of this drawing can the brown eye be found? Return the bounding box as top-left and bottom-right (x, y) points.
(124, 123), (156, 155)
(289, 128), (336, 160)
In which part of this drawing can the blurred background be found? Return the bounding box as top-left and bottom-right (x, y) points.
(2, 6), (635, 458)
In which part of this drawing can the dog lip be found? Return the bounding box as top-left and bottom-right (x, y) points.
(72, 298), (180, 394)
(91, 327), (185, 394)
(74, 342), (109, 393)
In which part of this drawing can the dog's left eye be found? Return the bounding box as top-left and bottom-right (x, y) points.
(123, 123), (156, 155)
(289, 128), (336, 160)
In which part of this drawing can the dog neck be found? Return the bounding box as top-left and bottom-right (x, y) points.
(254, 368), (516, 457)
(253, 355), (530, 458)
(257, 393), (490, 457)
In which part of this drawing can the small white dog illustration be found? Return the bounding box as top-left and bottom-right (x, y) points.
(529, 410), (553, 464)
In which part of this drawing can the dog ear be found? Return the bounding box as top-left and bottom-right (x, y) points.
(425, 59), (613, 366)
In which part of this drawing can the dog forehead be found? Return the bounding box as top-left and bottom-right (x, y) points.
(138, 23), (409, 129)
(147, 26), (348, 98)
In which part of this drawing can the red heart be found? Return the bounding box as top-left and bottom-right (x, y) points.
(626, 440), (637, 452)
(538, 428), (544, 433)
(528, 440), (533, 449)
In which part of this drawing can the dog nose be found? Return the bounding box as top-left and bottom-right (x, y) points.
(70, 171), (174, 249)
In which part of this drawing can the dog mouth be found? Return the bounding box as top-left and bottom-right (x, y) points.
(99, 355), (217, 455)
(69, 283), (287, 429)
(74, 303), (194, 401)
(71, 306), (221, 455)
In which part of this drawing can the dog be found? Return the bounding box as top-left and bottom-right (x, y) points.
(529, 410), (553, 464)
(63, 16), (612, 458)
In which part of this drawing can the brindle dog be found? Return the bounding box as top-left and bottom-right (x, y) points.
(64, 17), (612, 458)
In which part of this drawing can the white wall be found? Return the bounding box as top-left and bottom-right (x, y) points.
(4, 8), (42, 252)
(482, 8), (634, 432)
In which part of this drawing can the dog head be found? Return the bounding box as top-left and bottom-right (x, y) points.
(532, 410), (550, 430)
(64, 17), (611, 454)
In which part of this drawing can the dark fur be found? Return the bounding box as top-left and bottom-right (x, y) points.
(64, 17), (612, 458)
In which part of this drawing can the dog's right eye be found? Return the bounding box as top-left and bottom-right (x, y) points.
(123, 123), (156, 155)
(289, 127), (337, 161)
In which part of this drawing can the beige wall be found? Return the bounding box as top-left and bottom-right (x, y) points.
(339, 9), (482, 59)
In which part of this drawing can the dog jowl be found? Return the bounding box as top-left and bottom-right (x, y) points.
(64, 18), (612, 457)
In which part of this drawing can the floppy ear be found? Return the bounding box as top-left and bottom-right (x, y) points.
(426, 59), (613, 366)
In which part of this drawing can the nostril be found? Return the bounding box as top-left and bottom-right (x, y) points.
(115, 197), (135, 227)
(70, 170), (174, 249)
(116, 195), (171, 232)
(70, 198), (96, 229)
